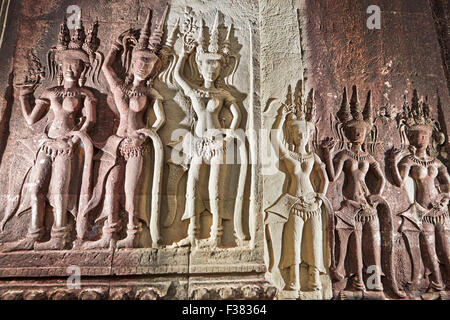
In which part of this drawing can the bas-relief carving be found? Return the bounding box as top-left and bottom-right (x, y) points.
(0, 5), (254, 258)
(0, 19), (102, 252)
(162, 8), (249, 248)
(320, 86), (403, 299)
(79, 7), (169, 250)
(389, 89), (450, 298)
(0, 1), (448, 301)
(264, 82), (332, 300)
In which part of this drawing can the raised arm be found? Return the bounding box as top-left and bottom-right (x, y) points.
(18, 87), (50, 126)
(271, 104), (291, 158)
(174, 48), (194, 95)
(321, 142), (344, 182)
(314, 154), (329, 196)
(102, 38), (124, 90)
(388, 148), (408, 188)
(369, 159), (386, 196)
(80, 93), (97, 132)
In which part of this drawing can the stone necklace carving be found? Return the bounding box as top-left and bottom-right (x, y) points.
(288, 150), (314, 163)
(408, 154), (435, 166)
(344, 149), (370, 161)
(119, 83), (148, 97)
(50, 87), (82, 98)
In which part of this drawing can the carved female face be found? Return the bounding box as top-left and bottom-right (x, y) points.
(61, 58), (85, 82)
(344, 121), (368, 145)
(198, 57), (222, 82)
(408, 125), (432, 150)
(131, 50), (159, 81)
(289, 121), (314, 150)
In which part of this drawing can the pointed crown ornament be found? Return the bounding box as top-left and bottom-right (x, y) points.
(284, 80), (316, 123)
(196, 11), (232, 63)
(399, 89), (437, 131)
(135, 6), (169, 54)
(337, 85), (374, 130)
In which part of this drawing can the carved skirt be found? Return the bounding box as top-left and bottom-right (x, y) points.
(335, 199), (378, 230)
(40, 138), (76, 161)
(399, 202), (449, 233)
(118, 136), (150, 161)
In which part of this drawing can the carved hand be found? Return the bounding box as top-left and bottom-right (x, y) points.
(281, 104), (294, 117)
(321, 137), (336, 153)
(181, 41), (197, 56)
(16, 81), (39, 96)
(389, 146), (406, 163)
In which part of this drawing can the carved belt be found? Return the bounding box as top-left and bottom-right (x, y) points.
(41, 140), (74, 161)
(119, 138), (149, 161)
(422, 209), (448, 225)
(291, 202), (321, 220)
(194, 137), (226, 160)
(355, 206), (377, 223)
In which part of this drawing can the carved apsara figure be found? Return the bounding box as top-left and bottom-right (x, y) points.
(265, 83), (332, 295)
(390, 89), (450, 293)
(321, 86), (399, 297)
(167, 11), (243, 248)
(79, 8), (168, 249)
(0, 19), (102, 251)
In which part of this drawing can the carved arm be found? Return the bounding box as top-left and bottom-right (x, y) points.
(229, 102), (241, 131)
(324, 150), (344, 182)
(437, 161), (450, 196)
(314, 154), (329, 196)
(18, 90), (50, 126)
(173, 50), (194, 95)
(152, 98), (166, 132)
(102, 43), (122, 90)
(369, 160), (386, 196)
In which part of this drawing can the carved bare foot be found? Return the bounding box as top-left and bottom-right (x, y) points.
(330, 268), (345, 282)
(169, 236), (196, 248)
(116, 235), (137, 249)
(308, 270), (322, 291)
(34, 237), (66, 251)
(198, 235), (221, 248)
(286, 282), (299, 291)
(351, 275), (366, 291)
(81, 236), (115, 250)
(0, 237), (37, 252)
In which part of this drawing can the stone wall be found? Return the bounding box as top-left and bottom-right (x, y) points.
(0, 0), (447, 300)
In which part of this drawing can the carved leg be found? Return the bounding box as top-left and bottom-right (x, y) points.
(333, 227), (352, 281)
(402, 230), (422, 290)
(305, 214), (323, 291)
(117, 155), (143, 249)
(35, 155), (71, 251)
(173, 162), (202, 247)
(421, 222), (445, 292)
(365, 218), (383, 291)
(352, 226), (366, 291)
(207, 159), (222, 247)
(435, 221), (450, 288)
(283, 215), (304, 291)
(81, 165), (123, 250)
(0, 151), (51, 252)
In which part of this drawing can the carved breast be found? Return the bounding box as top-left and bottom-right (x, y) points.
(346, 158), (369, 174)
(410, 165), (427, 180)
(129, 96), (147, 113)
(206, 98), (221, 112)
(62, 96), (81, 113)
